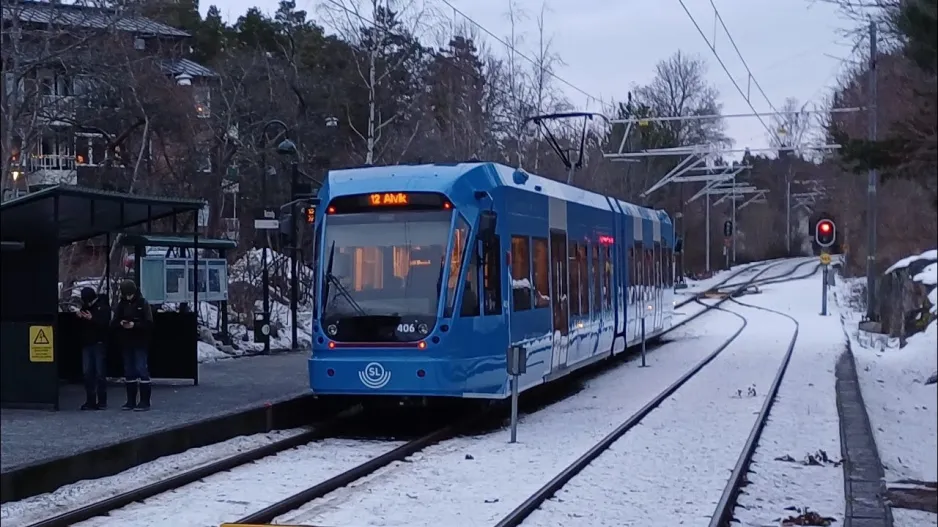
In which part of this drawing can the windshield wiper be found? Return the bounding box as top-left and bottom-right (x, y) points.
(322, 241), (367, 317)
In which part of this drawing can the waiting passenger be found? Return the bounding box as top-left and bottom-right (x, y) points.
(112, 280), (154, 411)
(77, 287), (111, 410)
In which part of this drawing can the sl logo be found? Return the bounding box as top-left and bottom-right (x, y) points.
(359, 362), (391, 389)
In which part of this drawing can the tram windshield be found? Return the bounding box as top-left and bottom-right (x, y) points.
(320, 210), (452, 327)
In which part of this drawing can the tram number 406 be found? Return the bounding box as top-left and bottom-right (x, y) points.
(397, 323), (416, 333)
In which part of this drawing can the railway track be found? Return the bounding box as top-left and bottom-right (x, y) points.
(492, 265), (805, 527)
(17, 259), (815, 527)
(221, 262), (807, 527)
(708, 296), (801, 527)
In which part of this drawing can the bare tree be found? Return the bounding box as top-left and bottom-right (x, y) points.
(0, 1), (123, 196)
(632, 51), (730, 149)
(529, 1), (567, 172)
(319, 0), (435, 164)
(771, 97), (814, 152)
(502, 0), (532, 166)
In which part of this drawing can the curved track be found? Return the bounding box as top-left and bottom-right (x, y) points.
(493, 263), (805, 527)
(707, 296), (801, 527)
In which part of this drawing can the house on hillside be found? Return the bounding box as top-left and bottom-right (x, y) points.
(1, 0), (216, 200)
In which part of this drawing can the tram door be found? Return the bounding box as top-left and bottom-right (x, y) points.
(549, 230), (569, 370)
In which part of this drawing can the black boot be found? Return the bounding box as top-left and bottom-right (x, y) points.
(96, 380), (108, 410)
(81, 381), (98, 411)
(122, 382), (138, 410)
(134, 383), (151, 412)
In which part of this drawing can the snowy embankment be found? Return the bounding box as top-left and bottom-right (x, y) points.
(835, 249), (937, 526)
(733, 270), (846, 526)
(187, 248), (315, 362)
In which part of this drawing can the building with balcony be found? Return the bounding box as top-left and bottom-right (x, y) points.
(2, 0), (216, 196)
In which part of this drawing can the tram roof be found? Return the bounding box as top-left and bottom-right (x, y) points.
(326, 162), (671, 224)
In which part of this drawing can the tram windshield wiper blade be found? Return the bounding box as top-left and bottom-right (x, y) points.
(323, 241), (367, 317)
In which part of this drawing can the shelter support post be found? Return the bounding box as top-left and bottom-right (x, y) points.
(220, 248), (229, 344)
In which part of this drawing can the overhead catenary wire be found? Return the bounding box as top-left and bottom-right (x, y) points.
(435, 0), (599, 106)
(675, 0), (780, 141)
(315, 0), (556, 124)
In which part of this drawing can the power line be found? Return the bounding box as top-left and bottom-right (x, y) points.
(676, 0), (780, 141)
(435, 0), (599, 105)
(316, 0), (533, 119)
(707, 0), (780, 115)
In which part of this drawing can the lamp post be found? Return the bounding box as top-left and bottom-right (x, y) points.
(257, 119), (296, 354)
(288, 115), (338, 350)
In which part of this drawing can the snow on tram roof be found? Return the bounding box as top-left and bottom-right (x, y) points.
(327, 162), (670, 222)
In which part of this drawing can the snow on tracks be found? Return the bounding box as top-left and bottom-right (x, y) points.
(277, 316), (743, 527)
(521, 300), (797, 527)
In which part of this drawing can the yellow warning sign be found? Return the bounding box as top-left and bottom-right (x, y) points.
(29, 326), (54, 363)
(820, 253), (832, 265)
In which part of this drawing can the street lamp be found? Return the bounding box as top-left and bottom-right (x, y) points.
(287, 116), (338, 350)
(257, 119), (294, 354)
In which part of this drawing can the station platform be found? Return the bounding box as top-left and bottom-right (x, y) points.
(0, 351), (318, 503)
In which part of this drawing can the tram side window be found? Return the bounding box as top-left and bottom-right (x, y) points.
(443, 215), (471, 317)
(577, 244), (589, 317)
(653, 243), (660, 288)
(569, 242), (581, 316)
(646, 247), (653, 287)
(532, 237), (550, 308)
(510, 236), (532, 311)
(460, 240), (480, 317)
(482, 236), (502, 315)
(627, 247), (635, 303)
(591, 243), (601, 314)
(664, 247), (674, 287)
(602, 245), (612, 311)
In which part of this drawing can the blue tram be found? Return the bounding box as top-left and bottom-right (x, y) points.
(308, 162), (675, 399)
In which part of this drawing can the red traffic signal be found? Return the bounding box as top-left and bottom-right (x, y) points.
(815, 219), (836, 247)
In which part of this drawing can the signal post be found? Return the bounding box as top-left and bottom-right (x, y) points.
(815, 219), (836, 315)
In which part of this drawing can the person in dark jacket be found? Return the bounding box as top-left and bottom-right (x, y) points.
(111, 279), (154, 411)
(78, 287), (111, 410)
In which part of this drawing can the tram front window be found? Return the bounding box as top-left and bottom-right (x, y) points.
(320, 209), (452, 342)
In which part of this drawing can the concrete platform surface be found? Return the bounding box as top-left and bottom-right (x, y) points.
(1, 352), (310, 473)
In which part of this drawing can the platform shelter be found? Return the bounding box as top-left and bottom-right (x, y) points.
(0, 185), (205, 409)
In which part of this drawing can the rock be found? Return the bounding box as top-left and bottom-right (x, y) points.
(198, 326), (217, 346)
(926, 371), (937, 385)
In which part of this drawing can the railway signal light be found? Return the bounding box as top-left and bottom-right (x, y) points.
(723, 220), (733, 237)
(815, 219), (836, 247)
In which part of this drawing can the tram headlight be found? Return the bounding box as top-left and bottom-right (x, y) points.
(326, 324), (338, 336)
(417, 323), (429, 335)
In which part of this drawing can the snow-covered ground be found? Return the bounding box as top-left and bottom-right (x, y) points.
(278, 310), (758, 527)
(678, 256), (816, 297)
(733, 269), (846, 526)
(522, 299), (801, 526)
(834, 250), (937, 527)
(12, 258), (883, 527)
(74, 439), (398, 527)
(1, 308), (745, 527)
(0, 428), (309, 527)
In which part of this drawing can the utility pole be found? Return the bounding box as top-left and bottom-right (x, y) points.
(705, 192), (711, 273)
(866, 21), (878, 320)
(731, 171), (737, 264)
(785, 161), (792, 254)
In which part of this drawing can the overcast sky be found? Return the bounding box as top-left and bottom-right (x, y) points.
(202, 0), (860, 154)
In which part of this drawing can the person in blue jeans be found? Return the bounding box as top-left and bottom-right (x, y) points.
(111, 280), (154, 411)
(78, 287), (111, 410)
